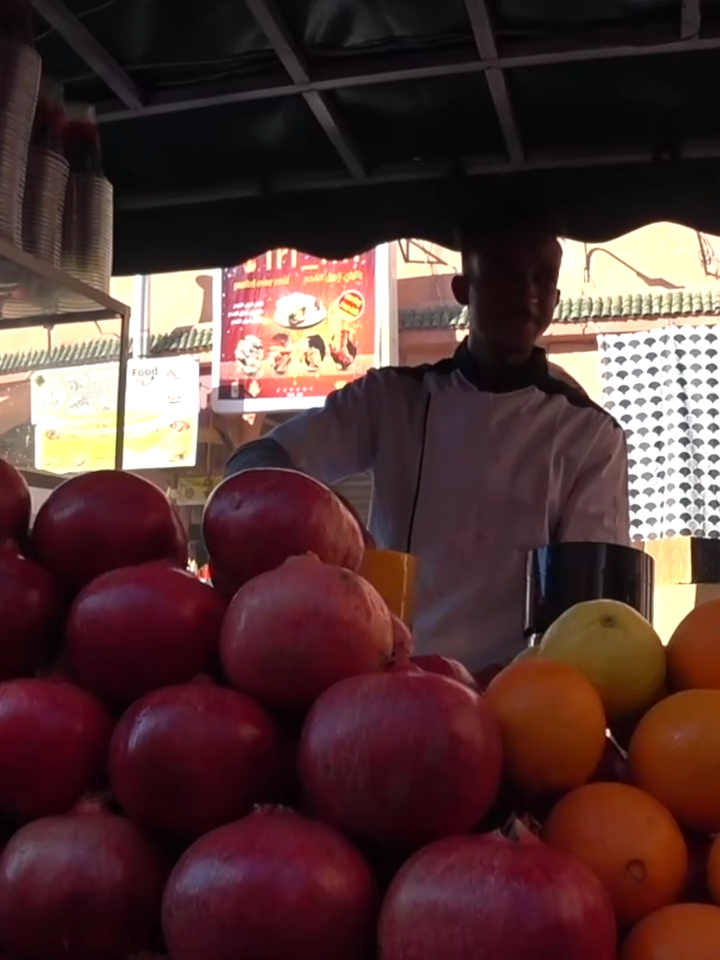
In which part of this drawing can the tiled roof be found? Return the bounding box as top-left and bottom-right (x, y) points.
(0, 324), (213, 377)
(3, 290), (720, 375)
(400, 290), (720, 331)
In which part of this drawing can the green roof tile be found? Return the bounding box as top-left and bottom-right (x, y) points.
(2, 290), (720, 375)
(402, 289), (720, 331)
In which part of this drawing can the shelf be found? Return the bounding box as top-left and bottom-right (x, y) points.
(0, 236), (132, 469)
(0, 235), (129, 329)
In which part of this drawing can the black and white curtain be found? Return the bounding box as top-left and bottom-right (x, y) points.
(598, 323), (720, 542)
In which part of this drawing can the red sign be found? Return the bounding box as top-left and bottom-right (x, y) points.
(215, 248), (378, 411)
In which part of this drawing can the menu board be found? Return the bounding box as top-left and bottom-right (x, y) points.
(213, 248), (379, 412)
(31, 356), (199, 474)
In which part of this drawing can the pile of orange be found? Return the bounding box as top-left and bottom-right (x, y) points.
(485, 596), (720, 960)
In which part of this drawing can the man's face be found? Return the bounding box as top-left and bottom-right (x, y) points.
(451, 230), (562, 362)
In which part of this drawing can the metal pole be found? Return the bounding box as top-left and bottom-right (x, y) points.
(114, 306), (131, 469)
(132, 274), (150, 358)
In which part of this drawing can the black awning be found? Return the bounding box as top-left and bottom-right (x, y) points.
(30, 0), (720, 273)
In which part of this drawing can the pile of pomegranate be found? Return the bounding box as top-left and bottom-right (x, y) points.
(0, 460), (618, 960)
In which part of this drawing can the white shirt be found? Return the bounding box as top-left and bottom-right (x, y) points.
(226, 339), (631, 671)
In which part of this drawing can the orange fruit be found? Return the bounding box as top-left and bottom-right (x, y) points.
(620, 902), (720, 960)
(485, 658), (606, 797)
(666, 598), (720, 691)
(706, 833), (720, 905)
(628, 689), (720, 833)
(542, 781), (687, 927)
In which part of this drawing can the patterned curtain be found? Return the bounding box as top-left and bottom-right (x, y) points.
(598, 323), (720, 542)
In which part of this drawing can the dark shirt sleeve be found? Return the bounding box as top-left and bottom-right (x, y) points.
(224, 437), (295, 477)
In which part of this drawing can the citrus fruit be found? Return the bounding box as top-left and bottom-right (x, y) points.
(485, 658), (606, 797)
(705, 833), (720, 905)
(511, 646), (540, 664)
(539, 599), (666, 724)
(666, 598), (720, 691)
(628, 689), (720, 833)
(619, 902), (720, 960)
(542, 781), (687, 927)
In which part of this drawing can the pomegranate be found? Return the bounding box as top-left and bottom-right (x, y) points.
(70, 791), (116, 816)
(334, 490), (375, 549)
(385, 659), (424, 675)
(162, 807), (378, 960)
(0, 459), (30, 544)
(66, 564), (226, 706)
(379, 821), (617, 960)
(298, 670), (503, 849)
(31, 470), (188, 591)
(109, 683), (284, 837)
(410, 654), (478, 690)
(0, 813), (168, 960)
(0, 678), (112, 822)
(221, 554), (393, 714)
(390, 615), (414, 660)
(203, 468), (365, 594)
(0, 552), (64, 680)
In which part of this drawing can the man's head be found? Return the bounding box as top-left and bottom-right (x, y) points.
(451, 199), (563, 364)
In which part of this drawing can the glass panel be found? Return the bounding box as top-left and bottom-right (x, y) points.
(0, 237), (126, 320)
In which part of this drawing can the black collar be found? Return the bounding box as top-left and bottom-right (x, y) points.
(453, 338), (550, 394)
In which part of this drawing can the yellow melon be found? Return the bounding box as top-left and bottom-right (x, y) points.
(512, 645), (540, 664)
(539, 599), (666, 724)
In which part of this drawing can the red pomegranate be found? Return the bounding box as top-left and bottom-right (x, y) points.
(221, 554), (393, 714)
(0, 553), (64, 680)
(31, 471), (188, 591)
(385, 659), (424, 675)
(0, 459), (30, 544)
(70, 791), (115, 816)
(379, 822), (617, 960)
(109, 683), (285, 837)
(410, 654), (478, 691)
(162, 807), (378, 960)
(390, 615), (414, 660)
(334, 490), (375, 549)
(298, 670), (503, 849)
(66, 564), (226, 706)
(0, 678), (112, 822)
(203, 469), (365, 594)
(0, 813), (168, 960)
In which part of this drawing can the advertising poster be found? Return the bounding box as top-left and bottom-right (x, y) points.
(212, 247), (388, 413)
(31, 355), (199, 474)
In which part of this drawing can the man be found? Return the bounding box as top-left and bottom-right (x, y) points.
(225, 199), (631, 672)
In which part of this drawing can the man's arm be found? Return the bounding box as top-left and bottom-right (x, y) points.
(224, 368), (384, 485)
(556, 418), (631, 545)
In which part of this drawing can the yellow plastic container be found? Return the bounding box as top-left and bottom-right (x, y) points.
(358, 549), (417, 624)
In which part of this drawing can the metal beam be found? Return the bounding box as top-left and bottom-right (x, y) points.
(680, 0), (702, 39)
(97, 26), (720, 124)
(462, 0), (523, 165)
(117, 135), (720, 211)
(242, 0), (365, 177)
(29, 0), (142, 109)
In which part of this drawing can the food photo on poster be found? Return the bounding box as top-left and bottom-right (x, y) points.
(211, 247), (393, 413)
